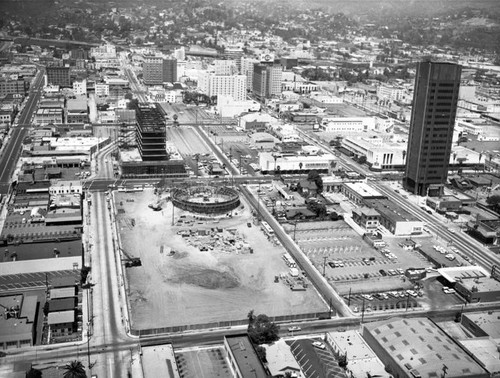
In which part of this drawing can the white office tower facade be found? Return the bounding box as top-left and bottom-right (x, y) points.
(241, 57), (259, 91)
(214, 60), (237, 76)
(267, 65), (283, 98)
(72, 79), (87, 95)
(199, 73), (247, 101)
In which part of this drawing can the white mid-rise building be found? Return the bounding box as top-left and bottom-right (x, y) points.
(72, 79), (87, 95)
(199, 73), (246, 101)
(342, 135), (406, 171)
(240, 57), (259, 91)
(376, 84), (405, 101)
(214, 59), (237, 76)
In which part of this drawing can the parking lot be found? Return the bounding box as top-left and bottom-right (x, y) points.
(287, 338), (346, 378)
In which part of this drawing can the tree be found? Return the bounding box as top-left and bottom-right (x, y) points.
(255, 345), (267, 363)
(247, 313), (280, 345)
(307, 170), (323, 194)
(63, 361), (87, 378)
(26, 368), (42, 378)
(338, 353), (348, 369)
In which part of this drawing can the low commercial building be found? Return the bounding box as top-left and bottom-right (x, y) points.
(48, 310), (75, 337)
(259, 152), (336, 174)
(238, 113), (275, 131)
(66, 95), (89, 124)
(460, 311), (500, 339)
(363, 317), (488, 378)
(341, 135), (405, 171)
(0, 295), (37, 350)
(341, 182), (386, 205)
(264, 339), (303, 377)
(141, 344), (181, 378)
(320, 116), (375, 133)
(363, 199), (424, 236)
(438, 266), (500, 303)
(352, 207), (380, 234)
(458, 338), (500, 377)
(34, 108), (64, 125)
(250, 132), (278, 150)
(326, 330), (389, 378)
(224, 335), (268, 378)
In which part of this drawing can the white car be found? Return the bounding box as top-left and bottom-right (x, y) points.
(312, 341), (326, 350)
(288, 326), (301, 332)
(443, 287), (456, 294)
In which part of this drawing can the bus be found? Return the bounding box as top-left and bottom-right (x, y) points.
(282, 253), (297, 268)
(261, 221), (274, 236)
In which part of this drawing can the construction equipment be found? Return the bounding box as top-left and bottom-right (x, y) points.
(148, 196), (169, 211)
(118, 247), (142, 268)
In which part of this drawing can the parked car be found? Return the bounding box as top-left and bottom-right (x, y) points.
(312, 341), (326, 350)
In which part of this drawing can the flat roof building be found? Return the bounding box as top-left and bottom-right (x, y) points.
(326, 330), (390, 378)
(404, 61), (462, 196)
(341, 182), (386, 205)
(141, 344), (180, 378)
(363, 198), (424, 235)
(461, 311), (500, 339)
(224, 335), (268, 378)
(438, 266), (500, 303)
(0, 294), (37, 350)
(363, 317), (488, 378)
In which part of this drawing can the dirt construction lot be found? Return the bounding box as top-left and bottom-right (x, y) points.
(115, 189), (327, 329)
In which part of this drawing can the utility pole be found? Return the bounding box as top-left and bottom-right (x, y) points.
(322, 256), (327, 277)
(347, 287), (352, 307)
(361, 296), (366, 323)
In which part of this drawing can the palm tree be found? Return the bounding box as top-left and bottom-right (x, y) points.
(63, 361), (87, 378)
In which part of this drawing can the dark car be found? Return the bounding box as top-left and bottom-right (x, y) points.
(379, 269), (387, 276)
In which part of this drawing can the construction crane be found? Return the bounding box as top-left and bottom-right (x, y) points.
(118, 247), (141, 268)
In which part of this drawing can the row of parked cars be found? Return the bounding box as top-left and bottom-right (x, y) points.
(360, 289), (423, 302)
(379, 268), (405, 276)
(433, 245), (456, 261)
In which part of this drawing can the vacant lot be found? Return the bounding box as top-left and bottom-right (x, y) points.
(116, 189), (327, 329)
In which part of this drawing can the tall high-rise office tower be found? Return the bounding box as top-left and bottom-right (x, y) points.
(143, 56), (177, 85)
(403, 61), (461, 196)
(252, 63), (282, 100)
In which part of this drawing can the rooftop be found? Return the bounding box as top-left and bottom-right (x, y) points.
(225, 335), (268, 378)
(48, 298), (76, 313)
(327, 330), (389, 378)
(364, 198), (420, 223)
(50, 287), (76, 299)
(458, 337), (500, 375)
(264, 339), (301, 377)
(462, 311), (500, 339)
(364, 317), (487, 378)
(437, 266), (490, 284)
(47, 310), (75, 325)
(343, 182), (385, 198)
(141, 344), (180, 378)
